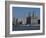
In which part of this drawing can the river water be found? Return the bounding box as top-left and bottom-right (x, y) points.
(13, 24), (40, 31)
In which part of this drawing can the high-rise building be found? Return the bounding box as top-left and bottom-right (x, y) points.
(16, 18), (18, 25)
(22, 17), (26, 25)
(31, 11), (40, 25)
(26, 12), (31, 24)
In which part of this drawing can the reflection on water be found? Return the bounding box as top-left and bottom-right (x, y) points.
(13, 24), (40, 31)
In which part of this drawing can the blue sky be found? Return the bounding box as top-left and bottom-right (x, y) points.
(12, 7), (40, 19)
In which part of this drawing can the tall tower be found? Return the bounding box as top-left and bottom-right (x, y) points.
(32, 11), (36, 19)
(26, 12), (31, 24)
(32, 11), (34, 19)
(31, 11), (37, 24)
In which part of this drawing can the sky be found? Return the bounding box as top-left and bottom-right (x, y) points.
(12, 7), (40, 19)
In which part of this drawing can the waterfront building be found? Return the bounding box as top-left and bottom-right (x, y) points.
(26, 12), (31, 24)
(22, 17), (26, 25)
(14, 11), (40, 26)
(31, 11), (40, 25)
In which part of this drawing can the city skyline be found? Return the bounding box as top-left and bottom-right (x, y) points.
(12, 7), (40, 31)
